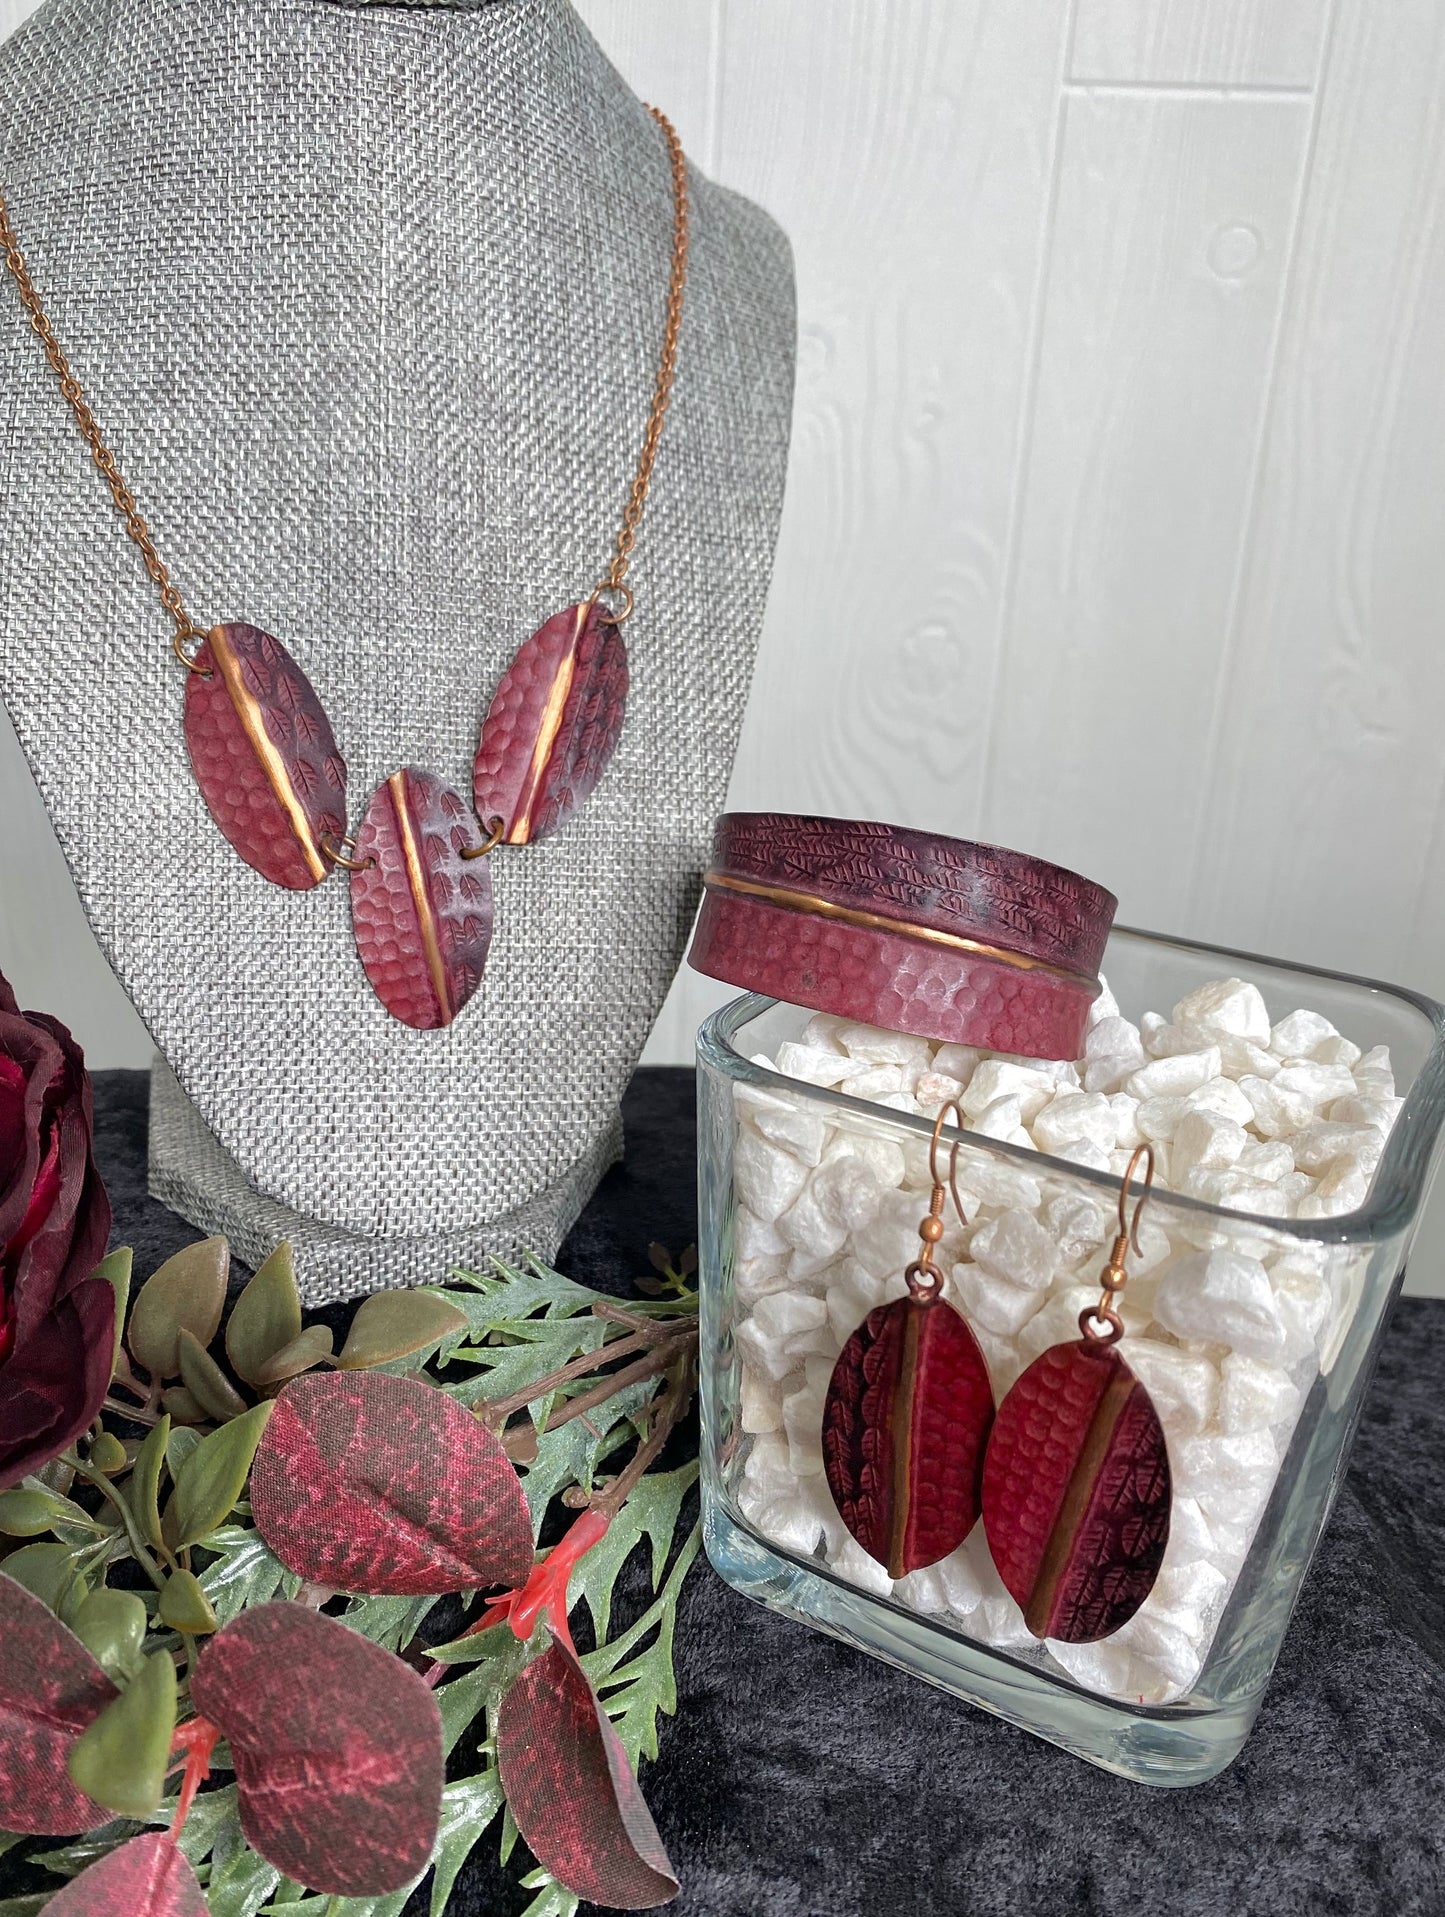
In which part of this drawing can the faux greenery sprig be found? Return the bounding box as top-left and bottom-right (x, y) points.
(0, 1238), (701, 1917)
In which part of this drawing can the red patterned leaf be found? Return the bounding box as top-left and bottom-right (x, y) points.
(981, 1339), (1172, 1643)
(822, 1295), (994, 1577)
(497, 1637), (678, 1909)
(0, 1571), (117, 1834)
(473, 602), (628, 846)
(183, 623), (347, 891)
(42, 1832), (208, 1916)
(250, 1369), (532, 1595)
(190, 1602), (443, 1896)
(350, 768), (494, 1029)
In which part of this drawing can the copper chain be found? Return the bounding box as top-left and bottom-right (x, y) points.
(0, 104), (689, 648)
(0, 190), (200, 642)
(601, 105), (691, 615)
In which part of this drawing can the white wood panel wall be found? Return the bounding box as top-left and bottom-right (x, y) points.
(5, 0), (1445, 1285)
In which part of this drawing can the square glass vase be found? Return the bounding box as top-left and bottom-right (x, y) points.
(695, 927), (1445, 1786)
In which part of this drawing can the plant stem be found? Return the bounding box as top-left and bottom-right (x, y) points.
(589, 1354), (696, 1520)
(103, 1394), (162, 1427)
(592, 1299), (694, 1332)
(478, 1326), (663, 1426)
(538, 1333), (695, 1435)
(65, 1451), (169, 1592)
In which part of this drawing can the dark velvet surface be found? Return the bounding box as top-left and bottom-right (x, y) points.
(36, 1071), (1445, 1914)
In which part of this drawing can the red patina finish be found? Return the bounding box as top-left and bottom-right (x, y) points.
(183, 623), (347, 891)
(823, 1294), (995, 1578)
(689, 813), (1115, 1057)
(473, 602), (629, 847)
(981, 1338), (1171, 1644)
(349, 768), (495, 1030)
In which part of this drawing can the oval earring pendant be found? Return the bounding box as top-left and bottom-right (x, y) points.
(184, 623), (348, 889)
(349, 768), (494, 1030)
(472, 602), (628, 846)
(981, 1329), (1171, 1644)
(822, 1290), (994, 1579)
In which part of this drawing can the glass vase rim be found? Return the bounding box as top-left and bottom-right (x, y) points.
(695, 921), (1445, 1247)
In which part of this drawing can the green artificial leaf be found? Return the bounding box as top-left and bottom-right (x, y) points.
(517, 1375), (657, 1535)
(88, 1431), (127, 1475)
(127, 1237), (229, 1379)
(67, 1649), (177, 1818)
(154, 1780), (243, 1866)
(582, 1520), (701, 1768)
(443, 1314), (609, 1419)
(226, 1244), (303, 1387)
(160, 1385), (208, 1426)
(428, 1772), (505, 1917)
(251, 1325), (334, 1389)
(0, 1540), (84, 1612)
(167, 1402), (274, 1548)
(165, 1424), (203, 1479)
(567, 1462), (698, 1642)
(0, 1895), (50, 1915)
(447, 1256), (603, 1332)
(178, 1328), (250, 1423)
(434, 1655), (518, 1753)
(130, 1415), (172, 1550)
(338, 1289), (468, 1371)
(336, 1591), (439, 1654)
(256, 1888), (417, 1917)
(70, 1587), (149, 1682)
(93, 1247), (134, 1380)
(204, 1836), (280, 1917)
(159, 1568), (218, 1634)
(516, 1877), (581, 1917)
(196, 1527), (295, 1627)
(0, 1485), (98, 1538)
(26, 1820), (136, 1878)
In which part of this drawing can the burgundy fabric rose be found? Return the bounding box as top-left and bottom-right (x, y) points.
(0, 970), (113, 1488)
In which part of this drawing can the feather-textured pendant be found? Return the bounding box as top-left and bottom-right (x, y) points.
(184, 623), (347, 889)
(822, 1295), (994, 1578)
(349, 769), (493, 1031)
(473, 602), (628, 846)
(981, 1338), (1171, 1644)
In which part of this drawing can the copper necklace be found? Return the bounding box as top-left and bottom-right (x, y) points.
(0, 109), (689, 1030)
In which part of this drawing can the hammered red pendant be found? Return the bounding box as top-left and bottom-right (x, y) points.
(349, 768), (494, 1031)
(981, 1330), (1171, 1644)
(473, 601), (628, 845)
(183, 623), (348, 890)
(822, 1286), (994, 1579)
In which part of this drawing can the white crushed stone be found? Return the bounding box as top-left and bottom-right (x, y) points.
(726, 977), (1399, 1706)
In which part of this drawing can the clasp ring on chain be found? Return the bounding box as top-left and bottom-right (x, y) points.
(171, 624), (213, 675)
(460, 816), (506, 861)
(594, 581), (635, 626)
(318, 831), (374, 872)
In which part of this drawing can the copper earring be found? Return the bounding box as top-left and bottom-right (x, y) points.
(821, 1102), (995, 1579)
(980, 1143), (1172, 1644)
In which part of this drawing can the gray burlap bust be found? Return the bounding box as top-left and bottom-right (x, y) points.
(0, 0), (795, 1299)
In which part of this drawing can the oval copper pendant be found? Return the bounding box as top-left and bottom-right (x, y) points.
(350, 768), (494, 1030)
(981, 1339), (1171, 1643)
(822, 1296), (994, 1578)
(472, 602), (628, 846)
(184, 623), (347, 889)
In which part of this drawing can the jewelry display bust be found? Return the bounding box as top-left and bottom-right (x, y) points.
(0, 0), (795, 1297)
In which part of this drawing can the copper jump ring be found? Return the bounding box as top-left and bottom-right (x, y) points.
(171, 624), (213, 674)
(460, 816), (507, 861)
(319, 831), (373, 872)
(594, 581), (635, 626)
